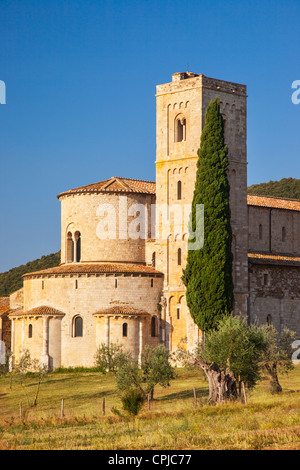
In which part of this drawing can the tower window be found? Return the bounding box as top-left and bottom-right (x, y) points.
(122, 323), (128, 337)
(259, 224), (263, 240)
(263, 273), (269, 286)
(282, 226), (286, 242)
(175, 115), (186, 142)
(177, 180), (182, 200)
(115, 278), (118, 288)
(152, 252), (156, 267)
(151, 278), (154, 288)
(266, 314), (272, 326)
(177, 248), (182, 266)
(177, 307), (180, 320)
(28, 324), (33, 338)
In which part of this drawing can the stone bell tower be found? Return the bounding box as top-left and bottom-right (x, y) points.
(154, 72), (249, 351)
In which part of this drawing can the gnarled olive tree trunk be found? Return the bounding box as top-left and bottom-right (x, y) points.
(196, 359), (238, 404)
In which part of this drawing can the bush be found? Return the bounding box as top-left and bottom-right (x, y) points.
(120, 388), (145, 416)
(94, 343), (132, 373)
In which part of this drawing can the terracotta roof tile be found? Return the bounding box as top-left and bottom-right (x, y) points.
(9, 306), (65, 318)
(93, 304), (149, 316)
(247, 195), (300, 212)
(23, 263), (163, 278)
(0, 297), (10, 315)
(248, 253), (300, 266)
(57, 177), (156, 198)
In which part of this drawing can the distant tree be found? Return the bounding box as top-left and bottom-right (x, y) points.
(258, 325), (296, 394)
(13, 349), (49, 407)
(248, 177), (300, 200)
(141, 345), (176, 399)
(0, 251), (61, 296)
(94, 342), (132, 373)
(182, 97), (233, 333)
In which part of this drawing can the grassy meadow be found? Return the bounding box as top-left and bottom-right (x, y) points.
(0, 366), (300, 450)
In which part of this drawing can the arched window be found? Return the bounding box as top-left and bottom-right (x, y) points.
(75, 231), (81, 262)
(282, 226), (286, 242)
(67, 231), (74, 263)
(74, 316), (83, 337)
(259, 224), (263, 240)
(177, 180), (182, 200)
(175, 115), (186, 142)
(122, 323), (128, 337)
(151, 317), (157, 337)
(177, 248), (182, 266)
(28, 324), (33, 338)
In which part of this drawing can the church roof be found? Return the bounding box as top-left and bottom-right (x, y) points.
(22, 263), (163, 278)
(93, 304), (149, 316)
(249, 253), (300, 266)
(57, 177), (156, 199)
(9, 306), (66, 318)
(0, 297), (10, 316)
(247, 195), (300, 212)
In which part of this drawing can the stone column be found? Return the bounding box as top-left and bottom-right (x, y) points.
(21, 318), (25, 353)
(9, 319), (15, 371)
(105, 316), (110, 348)
(138, 317), (143, 365)
(41, 316), (50, 369)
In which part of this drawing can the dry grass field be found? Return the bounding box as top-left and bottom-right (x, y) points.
(0, 366), (300, 450)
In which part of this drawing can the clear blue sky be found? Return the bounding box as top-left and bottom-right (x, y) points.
(0, 0), (299, 272)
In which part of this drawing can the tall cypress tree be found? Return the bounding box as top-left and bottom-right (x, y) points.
(182, 97), (234, 333)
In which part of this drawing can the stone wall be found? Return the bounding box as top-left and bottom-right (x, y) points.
(248, 205), (300, 255)
(59, 192), (155, 265)
(12, 272), (163, 367)
(249, 260), (300, 336)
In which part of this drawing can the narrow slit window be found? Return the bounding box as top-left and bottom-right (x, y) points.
(75, 231), (81, 262)
(28, 324), (33, 338)
(259, 224), (263, 240)
(282, 226), (286, 242)
(177, 248), (182, 266)
(151, 317), (156, 337)
(177, 180), (182, 200)
(122, 323), (128, 337)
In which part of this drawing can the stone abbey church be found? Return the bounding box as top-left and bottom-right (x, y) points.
(1, 72), (300, 369)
